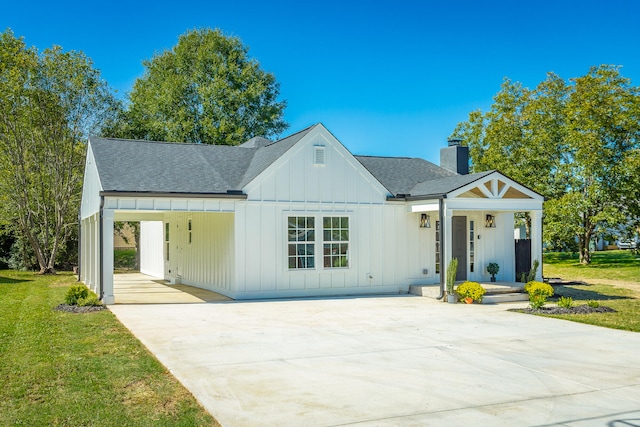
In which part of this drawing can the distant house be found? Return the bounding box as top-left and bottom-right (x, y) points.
(80, 124), (543, 304)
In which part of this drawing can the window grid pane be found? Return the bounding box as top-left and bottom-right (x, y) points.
(469, 220), (475, 273)
(323, 216), (349, 268)
(288, 216), (315, 270)
(435, 220), (440, 274)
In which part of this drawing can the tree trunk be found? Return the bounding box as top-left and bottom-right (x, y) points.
(579, 233), (592, 264)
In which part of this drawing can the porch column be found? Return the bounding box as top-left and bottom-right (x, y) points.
(444, 206), (453, 280)
(530, 209), (543, 281)
(101, 209), (115, 304)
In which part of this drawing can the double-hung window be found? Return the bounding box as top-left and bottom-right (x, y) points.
(288, 217), (315, 269)
(323, 217), (349, 268)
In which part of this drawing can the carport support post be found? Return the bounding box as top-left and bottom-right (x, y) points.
(530, 210), (543, 281)
(101, 209), (115, 304)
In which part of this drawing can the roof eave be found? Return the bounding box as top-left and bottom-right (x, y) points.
(387, 193), (448, 201)
(99, 191), (248, 199)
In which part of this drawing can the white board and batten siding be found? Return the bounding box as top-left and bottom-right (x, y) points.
(162, 212), (235, 295)
(232, 126), (415, 299)
(139, 221), (164, 278)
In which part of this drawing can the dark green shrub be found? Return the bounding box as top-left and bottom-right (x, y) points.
(65, 285), (88, 305)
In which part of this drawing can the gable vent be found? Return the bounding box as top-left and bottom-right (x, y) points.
(314, 146), (326, 165)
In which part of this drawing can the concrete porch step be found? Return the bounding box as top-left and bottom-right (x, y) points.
(481, 292), (529, 304)
(409, 284), (441, 299)
(410, 282), (530, 304)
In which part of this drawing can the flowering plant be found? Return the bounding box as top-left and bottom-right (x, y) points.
(456, 281), (486, 302)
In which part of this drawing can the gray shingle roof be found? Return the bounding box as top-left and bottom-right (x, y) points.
(90, 125), (317, 194)
(237, 125), (317, 188)
(355, 156), (458, 196)
(89, 123), (488, 199)
(409, 170), (495, 197)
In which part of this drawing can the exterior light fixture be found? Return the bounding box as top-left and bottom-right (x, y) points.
(485, 214), (496, 228)
(420, 213), (431, 228)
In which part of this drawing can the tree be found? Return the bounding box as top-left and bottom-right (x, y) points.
(110, 28), (288, 145)
(451, 65), (640, 264)
(0, 29), (120, 273)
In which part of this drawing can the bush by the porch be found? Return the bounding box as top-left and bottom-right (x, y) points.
(525, 281), (554, 309)
(456, 281), (486, 302)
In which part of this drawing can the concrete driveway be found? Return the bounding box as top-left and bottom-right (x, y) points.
(109, 296), (640, 426)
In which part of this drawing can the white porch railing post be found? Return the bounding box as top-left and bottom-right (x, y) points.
(530, 210), (543, 281)
(102, 209), (115, 304)
(444, 206), (453, 282)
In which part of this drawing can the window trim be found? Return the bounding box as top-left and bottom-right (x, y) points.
(322, 216), (350, 269)
(287, 216), (316, 270)
(284, 213), (352, 271)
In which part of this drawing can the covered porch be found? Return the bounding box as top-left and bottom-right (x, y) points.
(406, 171), (544, 296)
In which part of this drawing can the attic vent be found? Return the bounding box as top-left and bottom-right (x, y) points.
(314, 146), (326, 165)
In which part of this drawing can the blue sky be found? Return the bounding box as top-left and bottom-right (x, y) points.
(3, 0), (639, 164)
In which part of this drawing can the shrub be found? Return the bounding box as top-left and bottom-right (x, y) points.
(456, 281), (486, 302)
(557, 296), (574, 309)
(77, 294), (103, 307)
(528, 259), (540, 282)
(65, 285), (89, 305)
(487, 262), (499, 276)
(524, 281), (554, 309)
(446, 258), (458, 294)
(587, 300), (600, 308)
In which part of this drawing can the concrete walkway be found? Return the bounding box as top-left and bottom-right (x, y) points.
(109, 296), (640, 426)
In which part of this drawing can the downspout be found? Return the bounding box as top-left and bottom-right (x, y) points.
(99, 195), (104, 301)
(438, 197), (446, 300)
(77, 211), (81, 282)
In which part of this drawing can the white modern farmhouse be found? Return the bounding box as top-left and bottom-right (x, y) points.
(80, 123), (543, 304)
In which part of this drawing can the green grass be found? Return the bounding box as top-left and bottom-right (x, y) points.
(540, 250), (640, 332)
(544, 250), (639, 283)
(114, 249), (137, 271)
(0, 270), (218, 426)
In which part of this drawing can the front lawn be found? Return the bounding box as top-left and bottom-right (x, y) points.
(0, 270), (218, 426)
(544, 250), (639, 283)
(539, 250), (640, 332)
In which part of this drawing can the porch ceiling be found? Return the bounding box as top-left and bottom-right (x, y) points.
(114, 211), (165, 221)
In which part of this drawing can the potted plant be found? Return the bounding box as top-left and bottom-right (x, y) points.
(445, 258), (458, 303)
(456, 281), (486, 304)
(487, 262), (499, 282)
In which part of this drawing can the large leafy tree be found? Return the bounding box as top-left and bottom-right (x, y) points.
(0, 30), (120, 273)
(111, 28), (288, 145)
(451, 65), (640, 264)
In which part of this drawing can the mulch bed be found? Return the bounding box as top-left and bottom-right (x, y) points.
(510, 305), (616, 315)
(54, 304), (107, 314)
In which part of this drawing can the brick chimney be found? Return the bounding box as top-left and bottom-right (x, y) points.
(440, 138), (469, 175)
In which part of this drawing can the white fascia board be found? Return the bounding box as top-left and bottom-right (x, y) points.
(114, 211), (166, 221)
(448, 171), (544, 201)
(445, 198), (543, 211)
(410, 201), (440, 212)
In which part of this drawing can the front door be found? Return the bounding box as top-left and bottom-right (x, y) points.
(452, 216), (467, 281)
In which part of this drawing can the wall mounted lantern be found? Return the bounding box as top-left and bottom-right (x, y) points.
(485, 214), (496, 228)
(420, 213), (431, 228)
